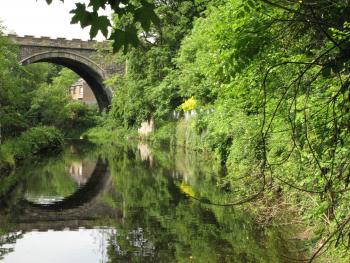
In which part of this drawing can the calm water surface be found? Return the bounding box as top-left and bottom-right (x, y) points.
(0, 140), (306, 262)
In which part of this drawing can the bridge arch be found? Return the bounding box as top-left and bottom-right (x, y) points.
(14, 157), (122, 229)
(23, 158), (112, 211)
(21, 51), (112, 110)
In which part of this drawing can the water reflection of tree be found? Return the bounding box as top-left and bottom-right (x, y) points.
(0, 232), (23, 260)
(107, 228), (156, 262)
(0, 141), (307, 262)
(102, 143), (306, 263)
(17, 141), (98, 204)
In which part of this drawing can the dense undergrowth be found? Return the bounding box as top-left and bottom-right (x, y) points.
(0, 126), (64, 173)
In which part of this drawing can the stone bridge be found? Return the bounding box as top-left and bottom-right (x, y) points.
(7, 34), (124, 110)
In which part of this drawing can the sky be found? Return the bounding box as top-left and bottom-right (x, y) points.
(0, 0), (109, 40)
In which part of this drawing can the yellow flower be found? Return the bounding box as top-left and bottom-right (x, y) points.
(178, 96), (197, 112)
(179, 182), (196, 198)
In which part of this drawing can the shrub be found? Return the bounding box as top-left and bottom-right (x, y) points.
(1, 126), (64, 164)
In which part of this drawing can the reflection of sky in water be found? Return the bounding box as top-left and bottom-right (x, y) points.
(1, 228), (115, 263)
(23, 195), (66, 205)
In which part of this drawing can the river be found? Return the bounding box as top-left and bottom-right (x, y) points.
(0, 140), (307, 262)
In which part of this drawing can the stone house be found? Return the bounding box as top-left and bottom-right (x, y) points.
(69, 78), (97, 105)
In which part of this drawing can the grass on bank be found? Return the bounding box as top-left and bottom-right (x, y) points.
(0, 126), (64, 173)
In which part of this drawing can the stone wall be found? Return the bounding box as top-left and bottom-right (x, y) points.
(7, 34), (99, 50)
(138, 119), (155, 136)
(70, 79), (97, 105)
(82, 81), (98, 105)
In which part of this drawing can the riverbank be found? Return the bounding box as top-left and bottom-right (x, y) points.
(0, 126), (64, 175)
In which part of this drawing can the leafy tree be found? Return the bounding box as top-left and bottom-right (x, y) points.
(0, 30), (30, 139)
(28, 68), (77, 128)
(91, 0), (350, 258)
(106, 0), (211, 127)
(45, 0), (160, 53)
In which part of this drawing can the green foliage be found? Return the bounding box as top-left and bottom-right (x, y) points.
(70, 2), (111, 38)
(178, 96), (197, 112)
(93, 0), (350, 258)
(149, 120), (177, 146)
(0, 32), (29, 138)
(109, 74), (152, 127)
(28, 68), (76, 128)
(0, 140), (306, 262)
(99, 143), (305, 262)
(0, 126), (64, 173)
(105, 0), (210, 128)
(63, 101), (100, 137)
(0, 145), (15, 173)
(0, 31), (99, 140)
(4, 0), (350, 259)
(8, 126), (64, 159)
(27, 67), (99, 137)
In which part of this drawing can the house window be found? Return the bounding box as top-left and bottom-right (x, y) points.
(79, 86), (84, 95)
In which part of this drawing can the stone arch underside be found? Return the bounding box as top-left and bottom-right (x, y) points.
(21, 51), (112, 110)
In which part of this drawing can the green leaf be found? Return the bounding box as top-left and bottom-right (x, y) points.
(134, 7), (152, 31)
(125, 26), (139, 48)
(110, 25), (139, 54)
(321, 66), (331, 77)
(110, 29), (125, 53)
(237, 10), (245, 19)
(134, 1), (160, 31)
(89, 15), (111, 38)
(70, 3), (89, 27)
(89, 0), (107, 12)
(247, 0), (255, 8)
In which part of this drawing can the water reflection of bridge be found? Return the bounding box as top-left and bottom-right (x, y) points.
(68, 160), (96, 186)
(15, 158), (122, 232)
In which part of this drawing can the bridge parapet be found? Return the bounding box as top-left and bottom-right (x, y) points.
(7, 34), (103, 50)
